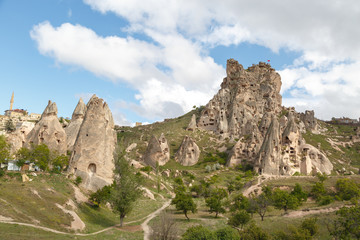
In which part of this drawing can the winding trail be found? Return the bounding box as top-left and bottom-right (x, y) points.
(141, 199), (172, 240)
(0, 198), (172, 238)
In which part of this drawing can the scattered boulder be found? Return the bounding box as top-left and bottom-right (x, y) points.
(126, 143), (137, 152)
(25, 101), (67, 154)
(68, 95), (116, 191)
(175, 136), (200, 166)
(186, 114), (197, 131)
(65, 98), (86, 151)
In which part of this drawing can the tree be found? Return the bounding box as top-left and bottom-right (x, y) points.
(110, 150), (143, 227)
(89, 184), (112, 207)
(171, 191), (197, 221)
(5, 119), (15, 132)
(272, 188), (300, 214)
(182, 225), (216, 240)
(31, 144), (51, 171)
(0, 135), (10, 164)
(215, 227), (238, 240)
(328, 205), (360, 239)
(238, 223), (270, 240)
(15, 147), (31, 168)
(205, 188), (228, 217)
(150, 211), (178, 240)
(51, 154), (69, 173)
(291, 183), (308, 202)
(335, 178), (360, 201)
(228, 210), (251, 230)
(310, 181), (326, 201)
(301, 218), (318, 237)
(254, 193), (271, 221)
(229, 193), (249, 212)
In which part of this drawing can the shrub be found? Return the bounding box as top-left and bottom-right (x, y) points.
(318, 195), (334, 206)
(182, 225), (216, 240)
(335, 178), (360, 200)
(75, 176), (82, 186)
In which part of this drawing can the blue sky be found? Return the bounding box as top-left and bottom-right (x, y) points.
(1, 0), (360, 125)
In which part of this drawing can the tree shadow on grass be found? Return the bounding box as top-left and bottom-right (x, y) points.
(78, 203), (118, 229)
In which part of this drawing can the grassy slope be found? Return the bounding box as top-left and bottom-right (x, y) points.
(0, 172), (165, 239)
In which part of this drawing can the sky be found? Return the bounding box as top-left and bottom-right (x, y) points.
(1, 0), (360, 125)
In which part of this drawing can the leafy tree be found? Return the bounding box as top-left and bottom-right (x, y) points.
(328, 205), (360, 239)
(228, 210), (251, 230)
(5, 119), (15, 132)
(110, 150), (143, 227)
(90, 184), (112, 207)
(182, 225), (216, 240)
(310, 182), (326, 201)
(291, 183), (308, 202)
(172, 191), (197, 221)
(229, 193), (249, 212)
(205, 188), (228, 217)
(272, 188), (300, 213)
(0, 135), (10, 164)
(316, 172), (328, 182)
(51, 154), (69, 173)
(215, 227), (238, 240)
(15, 147), (31, 168)
(254, 193), (271, 221)
(335, 178), (360, 201)
(238, 223), (270, 240)
(31, 144), (51, 171)
(301, 218), (318, 237)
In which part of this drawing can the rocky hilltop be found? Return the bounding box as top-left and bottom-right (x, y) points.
(198, 59), (333, 175)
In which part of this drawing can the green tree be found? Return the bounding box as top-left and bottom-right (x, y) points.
(310, 182), (326, 201)
(301, 218), (318, 237)
(215, 227), (238, 240)
(15, 147), (31, 168)
(110, 150), (143, 227)
(0, 135), (10, 164)
(229, 193), (249, 212)
(31, 144), (51, 171)
(51, 154), (69, 173)
(335, 178), (360, 201)
(291, 183), (308, 202)
(329, 205), (360, 239)
(272, 188), (300, 213)
(239, 223), (270, 240)
(205, 188), (228, 217)
(90, 184), (112, 207)
(5, 119), (15, 132)
(228, 210), (251, 230)
(172, 191), (197, 221)
(182, 225), (216, 240)
(254, 193), (271, 221)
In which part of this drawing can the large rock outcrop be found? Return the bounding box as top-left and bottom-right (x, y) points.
(198, 59), (282, 139)
(68, 95), (116, 191)
(186, 114), (197, 131)
(25, 101), (67, 154)
(7, 122), (35, 154)
(65, 98), (86, 151)
(175, 136), (200, 166)
(143, 134), (170, 168)
(201, 59), (332, 175)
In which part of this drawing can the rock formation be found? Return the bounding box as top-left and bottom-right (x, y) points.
(143, 134), (170, 168)
(7, 121), (35, 154)
(200, 59), (332, 175)
(67, 95), (116, 191)
(186, 114), (197, 131)
(175, 136), (200, 166)
(65, 98), (86, 151)
(25, 101), (67, 154)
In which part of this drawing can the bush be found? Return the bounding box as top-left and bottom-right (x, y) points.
(0, 168), (5, 177)
(182, 225), (216, 240)
(215, 227), (238, 240)
(301, 218), (318, 236)
(318, 195), (334, 206)
(335, 178), (360, 200)
(75, 176), (82, 186)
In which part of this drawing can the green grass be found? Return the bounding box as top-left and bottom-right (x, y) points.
(0, 222), (143, 240)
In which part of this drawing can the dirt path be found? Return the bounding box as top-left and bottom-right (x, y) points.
(141, 199), (172, 240)
(0, 199), (172, 237)
(284, 207), (341, 218)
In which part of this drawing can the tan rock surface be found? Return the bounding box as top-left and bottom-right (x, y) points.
(68, 95), (116, 191)
(175, 136), (200, 166)
(25, 101), (67, 154)
(65, 98), (86, 151)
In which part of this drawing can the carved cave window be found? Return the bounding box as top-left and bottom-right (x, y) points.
(88, 163), (96, 174)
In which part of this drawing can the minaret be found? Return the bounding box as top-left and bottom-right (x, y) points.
(10, 92), (14, 110)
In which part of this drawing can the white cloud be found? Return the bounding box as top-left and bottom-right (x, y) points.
(31, 0), (360, 122)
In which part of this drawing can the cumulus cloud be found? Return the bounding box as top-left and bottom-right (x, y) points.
(31, 0), (360, 122)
